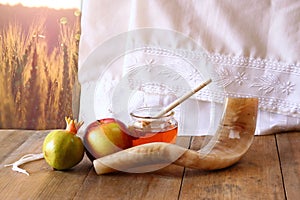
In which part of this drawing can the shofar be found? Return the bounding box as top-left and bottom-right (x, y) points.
(93, 97), (258, 175)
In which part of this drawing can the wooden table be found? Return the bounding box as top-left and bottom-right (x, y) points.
(0, 130), (299, 200)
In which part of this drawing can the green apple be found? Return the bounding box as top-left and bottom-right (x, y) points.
(83, 118), (133, 161)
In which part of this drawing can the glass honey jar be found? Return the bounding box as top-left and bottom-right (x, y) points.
(129, 106), (178, 146)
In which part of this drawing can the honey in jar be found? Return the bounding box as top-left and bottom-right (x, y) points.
(129, 107), (178, 146)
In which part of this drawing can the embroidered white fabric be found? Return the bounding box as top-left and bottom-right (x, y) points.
(78, 0), (300, 135)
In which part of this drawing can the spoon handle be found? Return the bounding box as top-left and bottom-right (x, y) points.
(155, 78), (212, 118)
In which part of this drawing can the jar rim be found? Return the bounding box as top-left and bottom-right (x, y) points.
(130, 106), (174, 120)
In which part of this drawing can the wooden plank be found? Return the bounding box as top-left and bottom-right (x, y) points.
(179, 135), (285, 200)
(0, 130), (91, 200)
(74, 136), (191, 200)
(276, 132), (300, 200)
(0, 130), (34, 162)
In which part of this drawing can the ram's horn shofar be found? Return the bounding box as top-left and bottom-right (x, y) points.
(93, 97), (259, 175)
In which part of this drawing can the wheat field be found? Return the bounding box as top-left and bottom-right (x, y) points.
(0, 14), (81, 129)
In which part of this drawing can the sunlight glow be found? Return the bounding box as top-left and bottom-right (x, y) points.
(0, 0), (81, 9)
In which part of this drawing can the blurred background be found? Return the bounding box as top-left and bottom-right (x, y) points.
(0, 1), (82, 129)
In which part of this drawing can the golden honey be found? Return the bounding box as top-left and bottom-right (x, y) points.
(129, 107), (178, 146)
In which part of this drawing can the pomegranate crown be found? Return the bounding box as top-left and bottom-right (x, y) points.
(65, 117), (84, 134)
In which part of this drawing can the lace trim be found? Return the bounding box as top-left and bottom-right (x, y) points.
(204, 53), (300, 75)
(82, 45), (300, 118)
(139, 46), (300, 117)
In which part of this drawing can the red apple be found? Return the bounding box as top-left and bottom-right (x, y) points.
(83, 118), (133, 161)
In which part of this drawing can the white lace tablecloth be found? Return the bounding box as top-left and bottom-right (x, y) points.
(78, 0), (300, 135)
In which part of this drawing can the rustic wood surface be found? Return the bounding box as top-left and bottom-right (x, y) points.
(0, 130), (299, 200)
